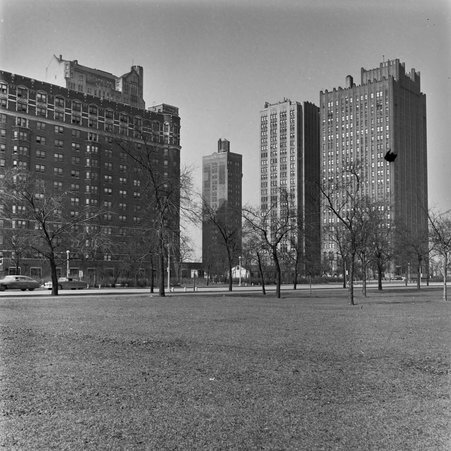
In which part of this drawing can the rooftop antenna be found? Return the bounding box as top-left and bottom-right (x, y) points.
(382, 54), (385, 63)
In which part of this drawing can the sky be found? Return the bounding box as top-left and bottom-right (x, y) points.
(1, 0), (450, 259)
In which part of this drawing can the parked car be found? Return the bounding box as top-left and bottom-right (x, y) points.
(0, 275), (40, 291)
(44, 277), (88, 290)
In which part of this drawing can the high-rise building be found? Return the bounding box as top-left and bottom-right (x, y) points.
(0, 64), (180, 283)
(320, 59), (428, 272)
(259, 99), (321, 273)
(202, 139), (242, 275)
(46, 55), (145, 109)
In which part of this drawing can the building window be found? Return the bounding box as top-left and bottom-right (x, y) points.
(37, 122), (46, 130)
(55, 125), (64, 134)
(15, 117), (28, 127)
(55, 97), (65, 108)
(17, 87), (28, 99)
(36, 135), (46, 146)
(71, 129), (80, 138)
(36, 92), (47, 103)
(54, 111), (64, 122)
(54, 167), (63, 176)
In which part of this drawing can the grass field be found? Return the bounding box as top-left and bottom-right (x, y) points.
(0, 287), (450, 450)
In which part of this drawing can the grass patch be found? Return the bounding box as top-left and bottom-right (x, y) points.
(0, 288), (450, 449)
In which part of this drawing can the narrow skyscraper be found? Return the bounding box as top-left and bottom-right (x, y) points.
(259, 99), (321, 275)
(202, 139), (242, 278)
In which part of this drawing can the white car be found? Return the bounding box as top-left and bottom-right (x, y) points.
(0, 275), (40, 291)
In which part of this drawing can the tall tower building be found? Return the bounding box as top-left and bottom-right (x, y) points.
(320, 59), (428, 271)
(202, 139), (242, 275)
(259, 99), (321, 273)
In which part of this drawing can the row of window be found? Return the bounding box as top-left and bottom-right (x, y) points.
(0, 84), (176, 129)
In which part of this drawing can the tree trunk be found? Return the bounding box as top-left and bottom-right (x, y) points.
(227, 249), (233, 292)
(416, 257), (421, 290)
(257, 252), (266, 295)
(342, 258), (347, 289)
(293, 259), (298, 290)
(50, 255), (59, 296)
(443, 254), (448, 302)
(150, 256), (155, 293)
(273, 249), (282, 299)
(158, 239), (166, 297)
(361, 255), (367, 297)
(349, 252), (355, 305)
(377, 261), (383, 291)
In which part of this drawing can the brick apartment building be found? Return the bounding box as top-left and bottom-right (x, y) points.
(0, 62), (181, 285)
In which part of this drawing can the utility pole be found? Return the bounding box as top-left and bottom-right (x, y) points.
(66, 250), (70, 278)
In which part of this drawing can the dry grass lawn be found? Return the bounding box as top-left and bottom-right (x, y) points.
(0, 287), (450, 449)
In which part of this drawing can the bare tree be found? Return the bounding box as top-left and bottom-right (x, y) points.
(242, 219), (268, 294)
(175, 232), (194, 283)
(3, 231), (30, 275)
(243, 188), (297, 299)
(320, 163), (372, 305)
(428, 209), (451, 301)
(367, 206), (393, 291)
(323, 221), (350, 288)
(395, 224), (429, 289)
(201, 200), (241, 291)
(0, 169), (101, 295)
(114, 135), (193, 296)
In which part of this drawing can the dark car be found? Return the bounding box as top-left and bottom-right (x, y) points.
(45, 277), (87, 290)
(0, 275), (40, 291)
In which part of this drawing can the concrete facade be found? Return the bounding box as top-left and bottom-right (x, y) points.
(320, 59), (428, 271)
(259, 99), (321, 274)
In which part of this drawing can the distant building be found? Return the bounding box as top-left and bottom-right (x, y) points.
(0, 63), (180, 284)
(259, 99), (321, 274)
(46, 54), (145, 109)
(202, 139), (242, 276)
(320, 59), (428, 273)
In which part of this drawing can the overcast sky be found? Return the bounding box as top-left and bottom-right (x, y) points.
(1, 0), (450, 258)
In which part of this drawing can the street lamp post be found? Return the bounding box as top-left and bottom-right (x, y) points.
(66, 250), (70, 278)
